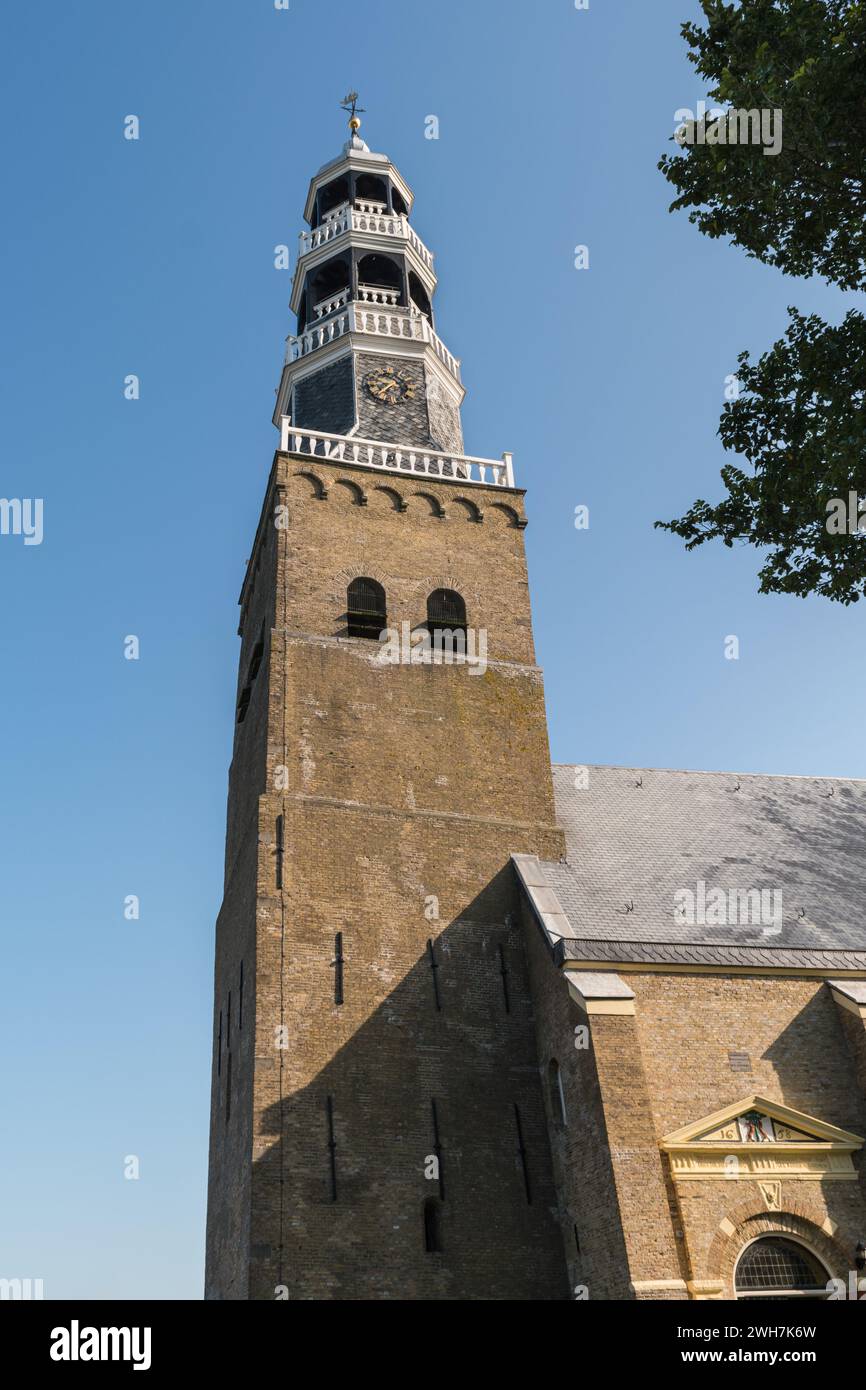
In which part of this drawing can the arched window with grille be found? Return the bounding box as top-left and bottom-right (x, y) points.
(734, 1237), (830, 1300)
(427, 588), (467, 643)
(346, 577), (387, 640)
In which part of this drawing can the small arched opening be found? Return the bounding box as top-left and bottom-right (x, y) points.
(354, 173), (389, 211)
(357, 252), (403, 309)
(303, 256), (351, 332)
(316, 176), (350, 224)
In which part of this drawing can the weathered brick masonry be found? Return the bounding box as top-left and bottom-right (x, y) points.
(205, 453), (570, 1299)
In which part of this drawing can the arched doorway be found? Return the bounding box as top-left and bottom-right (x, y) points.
(734, 1237), (831, 1300)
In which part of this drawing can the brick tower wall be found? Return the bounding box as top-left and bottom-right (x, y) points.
(205, 450), (568, 1299)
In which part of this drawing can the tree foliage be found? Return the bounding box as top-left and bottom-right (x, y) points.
(656, 0), (866, 601)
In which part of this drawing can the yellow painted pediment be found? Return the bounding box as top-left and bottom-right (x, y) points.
(661, 1096), (863, 1183)
(663, 1095), (863, 1147)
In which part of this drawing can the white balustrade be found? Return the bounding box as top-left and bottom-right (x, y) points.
(322, 200), (351, 223)
(278, 418), (516, 488)
(285, 304), (461, 381)
(357, 284), (400, 306)
(405, 223), (434, 270)
(299, 207), (351, 254)
(298, 209), (434, 271)
(313, 287), (351, 319)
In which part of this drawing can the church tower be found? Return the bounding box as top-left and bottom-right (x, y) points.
(205, 106), (569, 1301)
(272, 99), (466, 459)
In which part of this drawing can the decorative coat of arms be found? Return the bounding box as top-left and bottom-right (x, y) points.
(738, 1110), (776, 1143)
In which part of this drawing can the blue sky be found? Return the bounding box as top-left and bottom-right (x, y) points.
(1, 0), (861, 1300)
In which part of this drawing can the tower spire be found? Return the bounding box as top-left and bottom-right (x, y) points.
(273, 119), (468, 457)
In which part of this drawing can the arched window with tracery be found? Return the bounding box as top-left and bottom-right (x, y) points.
(734, 1237), (830, 1300)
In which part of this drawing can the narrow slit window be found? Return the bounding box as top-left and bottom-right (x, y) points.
(424, 1198), (442, 1254)
(225, 1051), (232, 1126)
(498, 943), (510, 1014)
(514, 1103), (531, 1204)
(239, 961), (244, 1031)
(346, 577), (387, 640)
(275, 815), (284, 890)
(548, 1059), (567, 1129)
(334, 932), (344, 1006)
(430, 1097), (445, 1200)
(248, 622), (265, 682)
(426, 938), (441, 1012)
(326, 1096), (337, 1202)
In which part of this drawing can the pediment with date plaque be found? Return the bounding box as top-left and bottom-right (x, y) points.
(661, 1095), (863, 1182)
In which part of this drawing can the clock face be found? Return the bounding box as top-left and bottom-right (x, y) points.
(364, 365), (417, 405)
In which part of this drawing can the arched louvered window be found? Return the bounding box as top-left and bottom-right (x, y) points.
(346, 577), (387, 640)
(735, 1238), (829, 1299)
(427, 588), (467, 642)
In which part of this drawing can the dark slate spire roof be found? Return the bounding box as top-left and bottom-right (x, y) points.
(534, 763), (866, 961)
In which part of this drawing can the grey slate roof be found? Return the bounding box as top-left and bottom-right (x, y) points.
(537, 764), (866, 962)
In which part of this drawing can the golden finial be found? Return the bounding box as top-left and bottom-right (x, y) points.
(340, 91), (366, 135)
